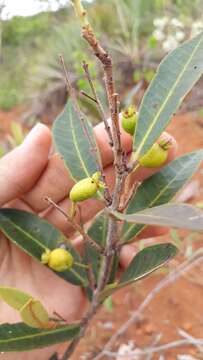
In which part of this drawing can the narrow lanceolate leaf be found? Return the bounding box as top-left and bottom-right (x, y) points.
(0, 323), (80, 352)
(134, 32), (203, 157)
(100, 244), (177, 299)
(0, 209), (88, 287)
(0, 287), (32, 311)
(20, 299), (49, 329)
(122, 150), (203, 243)
(120, 244), (177, 286)
(53, 100), (100, 181)
(112, 204), (203, 232)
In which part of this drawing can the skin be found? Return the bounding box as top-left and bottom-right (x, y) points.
(0, 121), (177, 360)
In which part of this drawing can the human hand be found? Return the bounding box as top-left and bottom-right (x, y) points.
(0, 121), (177, 359)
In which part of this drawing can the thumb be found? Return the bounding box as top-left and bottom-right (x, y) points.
(0, 123), (52, 206)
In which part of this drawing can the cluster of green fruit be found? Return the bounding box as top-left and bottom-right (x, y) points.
(121, 105), (171, 168)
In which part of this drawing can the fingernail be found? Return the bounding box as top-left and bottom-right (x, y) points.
(23, 123), (44, 145)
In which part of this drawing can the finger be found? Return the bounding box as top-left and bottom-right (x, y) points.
(136, 225), (168, 239)
(44, 132), (177, 235)
(0, 124), (51, 207)
(119, 244), (137, 269)
(22, 120), (133, 213)
(22, 153), (73, 212)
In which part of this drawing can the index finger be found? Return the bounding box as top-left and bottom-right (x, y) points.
(21, 120), (132, 212)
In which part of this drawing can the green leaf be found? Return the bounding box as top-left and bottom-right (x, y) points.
(53, 101), (100, 182)
(0, 287), (32, 311)
(120, 243), (178, 285)
(10, 121), (25, 146)
(0, 209), (88, 287)
(111, 204), (203, 232)
(103, 296), (113, 312)
(20, 299), (49, 329)
(85, 213), (108, 282)
(122, 150), (203, 242)
(0, 323), (80, 352)
(134, 32), (203, 157)
(100, 244), (177, 299)
(0, 287), (50, 329)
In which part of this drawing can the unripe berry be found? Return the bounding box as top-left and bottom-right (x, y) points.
(41, 248), (51, 264)
(69, 171), (104, 202)
(139, 141), (170, 168)
(121, 105), (137, 135)
(41, 248), (73, 272)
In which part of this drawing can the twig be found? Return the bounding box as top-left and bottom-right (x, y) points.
(94, 253), (203, 359)
(52, 311), (67, 323)
(45, 197), (104, 254)
(103, 338), (203, 358)
(146, 333), (162, 360)
(81, 61), (114, 205)
(178, 328), (203, 354)
(80, 90), (97, 103)
(59, 55), (98, 156)
(119, 180), (141, 212)
(71, 1), (123, 173)
(82, 61), (114, 147)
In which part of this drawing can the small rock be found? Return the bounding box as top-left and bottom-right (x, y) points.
(98, 321), (114, 330)
(182, 322), (193, 331)
(143, 323), (155, 335)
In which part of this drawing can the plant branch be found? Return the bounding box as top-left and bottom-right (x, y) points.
(82, 61), (114, 148)
(60, 2), (130, 359)
(80, 90), (97, 103)
(103, 338), (203, 358)
(81, 61), (113, 205)
(45, 197), (104, 254)
(71, 0), (123, 173)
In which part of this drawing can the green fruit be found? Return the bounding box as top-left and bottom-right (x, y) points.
(121, 105), (137, 135)
(139, 143), (168, 168)
(69, 171), (104, 202)
(41, 248), (74, 272)
(41, 248), (51, 265)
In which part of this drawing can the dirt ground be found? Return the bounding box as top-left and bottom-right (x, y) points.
(1, 109), (203, 359)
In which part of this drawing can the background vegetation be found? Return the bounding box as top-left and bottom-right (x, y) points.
(1, 0), (203, 115)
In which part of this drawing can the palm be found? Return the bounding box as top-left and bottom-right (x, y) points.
(0, 233), (85, 322)
(0, 233), (85, 360)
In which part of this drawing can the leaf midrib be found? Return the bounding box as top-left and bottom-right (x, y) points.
(120, 258), (171, 286)
(135, 34), (203, 156)
(0, 213), (47, 256)
(70, 110), (90, 180)
(0, 325), (79, 345)
(122, 156), (198, 240)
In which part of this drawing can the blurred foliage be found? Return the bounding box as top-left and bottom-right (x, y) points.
(2, 12), (50, 46)
(0, 121), (26, 158)
(0, 9), (67, 110)
(1, 0), (203, 113)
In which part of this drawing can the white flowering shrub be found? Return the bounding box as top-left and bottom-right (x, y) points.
(151, 16), (203, 53)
